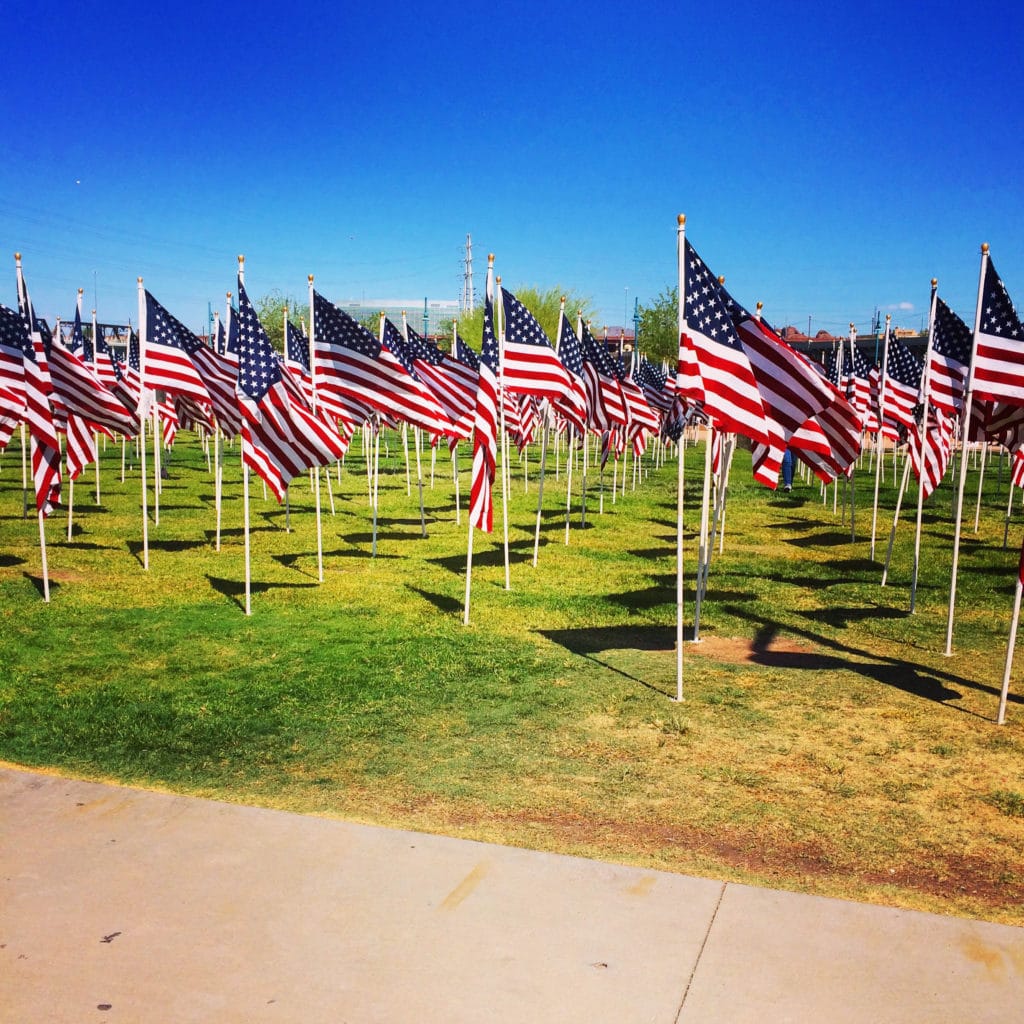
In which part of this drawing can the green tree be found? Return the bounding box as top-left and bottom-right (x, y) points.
(254, 290), (308, 353)
(454, 285), (596, 355)
(636, 286), (678, 364)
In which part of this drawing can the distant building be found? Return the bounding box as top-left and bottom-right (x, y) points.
(334, 299), (460, 339)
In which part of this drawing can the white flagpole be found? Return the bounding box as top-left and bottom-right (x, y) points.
(534, 298), (565, 565)
(692, 422), (714, 643)
(998, 545), (1023, 725)
(90, 305), (102, 504)
(946, 243), (990, 656)
(137, 278), (150, 570)
(373, 313), (384, 557)
(910, 282), (939, 611)
(237, 257), (252, 615)
(848, 324), (858, 543)
(304, 276), (325, 581)
(871, 316), (892, 561)
(675, 214), (686, 701)
(463, 255), (497, 625)
(152, 402), (161, 525)
(497, 277), (511, 591)
(973, 443), (988, 533)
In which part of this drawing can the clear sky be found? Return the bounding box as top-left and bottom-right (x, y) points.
(3, 0), (1022, 340)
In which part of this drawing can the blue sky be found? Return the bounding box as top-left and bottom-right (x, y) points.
(3, 0), (1022, 340)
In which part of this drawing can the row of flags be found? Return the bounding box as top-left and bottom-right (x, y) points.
(0, 257), (682, 539)
(5, 234), (1023, 553)
(676, 226), (1024, 512)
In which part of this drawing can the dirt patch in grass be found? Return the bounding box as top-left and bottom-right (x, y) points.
(686, 635), (819, 665)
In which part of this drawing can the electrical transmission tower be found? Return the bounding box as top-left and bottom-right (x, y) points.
(461, 234), (474, 313)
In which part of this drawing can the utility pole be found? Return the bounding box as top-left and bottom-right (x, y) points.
(633, 297), (640, 352)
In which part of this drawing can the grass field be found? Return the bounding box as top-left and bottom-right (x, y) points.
(1, 429), (1023, 925)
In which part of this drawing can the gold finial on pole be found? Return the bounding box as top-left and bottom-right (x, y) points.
(981, 243), (990, 253)
(677, 214), (686, 225)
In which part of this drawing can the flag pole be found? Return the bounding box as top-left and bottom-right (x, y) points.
(497, 276), (511, 591)
(945, 243), (990, 656)
(674, 214), (686, 701)
(973, 442), (988, 533)
(910, 282), (939, 611)
(237, 257), (252, 615)
(848, 324), (858, 543)
(535, 298), (566, 564)
(871, 316), (892, 560)
(998, 537), (1024, 725)
(305, 276), (325, 581)
(373, 313), (384, 557)
(137, 278), (150, 570)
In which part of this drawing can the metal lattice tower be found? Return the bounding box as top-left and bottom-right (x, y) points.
(461, 233), (474, 313)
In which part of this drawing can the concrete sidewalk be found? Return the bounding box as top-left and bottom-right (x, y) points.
(2, 766), (1022, 1023)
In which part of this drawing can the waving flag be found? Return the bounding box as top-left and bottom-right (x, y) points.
(236, 281), (347, 502)
(881, 336), (922, 436)
(405, 325), (476, 440)
(909, 408), (954, 500)
(142, 291), (213, 404)
(11, 270), (61, 515)
(972, 257), (1024, 406)
(678, 239), (768, 444)
(929, 298), (973, 418)
(0, 304), (26, 421)
(581, 320), (627, 432)
(469, 285), (500, 532)
(552, 313), (588, 435)
(312, 292), (452, 436)
(500, 289), (578, 411)
(47, 307), (137, 437)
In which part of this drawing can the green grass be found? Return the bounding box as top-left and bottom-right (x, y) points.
(1, 431), (1023, 924)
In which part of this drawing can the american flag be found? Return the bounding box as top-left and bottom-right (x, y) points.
(552, 313), (588, 435)
(580, 320), (627, 432)
(405, 325), (476, 441)
(909, 407), (954, 500)
(13, 268), (61, 515)
(149, 297), (239, 435)
(678, 239), (768, 445)
(312, 292), (452, 437)
(0, 304), (27, 422)
(64, 412), (97, 481)
(235, 281), (347, 502)
(469, 283), (500, 532)
(849, 343), (876, 431)
(158, 397), (179, 448)
(142, 291), (213, 405)
(971, 256), (1024, 407)
(500, 289), (579, 411)
(880, 335), (922, 437)
(636, 357), (675, 414)
(718, 282), (836, 488)
(929, 297), (972, 418)
(47, 308), (137, 438)
(616, 352), (659, 454)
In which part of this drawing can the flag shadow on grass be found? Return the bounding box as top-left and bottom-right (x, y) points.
(723, 606), (1019, 717)
(22, 571), (60, 598)
(1, 554), (27, 568)
(429, 539), (535, 577)
(538, 624), (675, 697)
(206, 574), (319, 610)
(406, 584), (463, 616)
(786, 530), (871, 548)
(126, 538), (213, 567)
